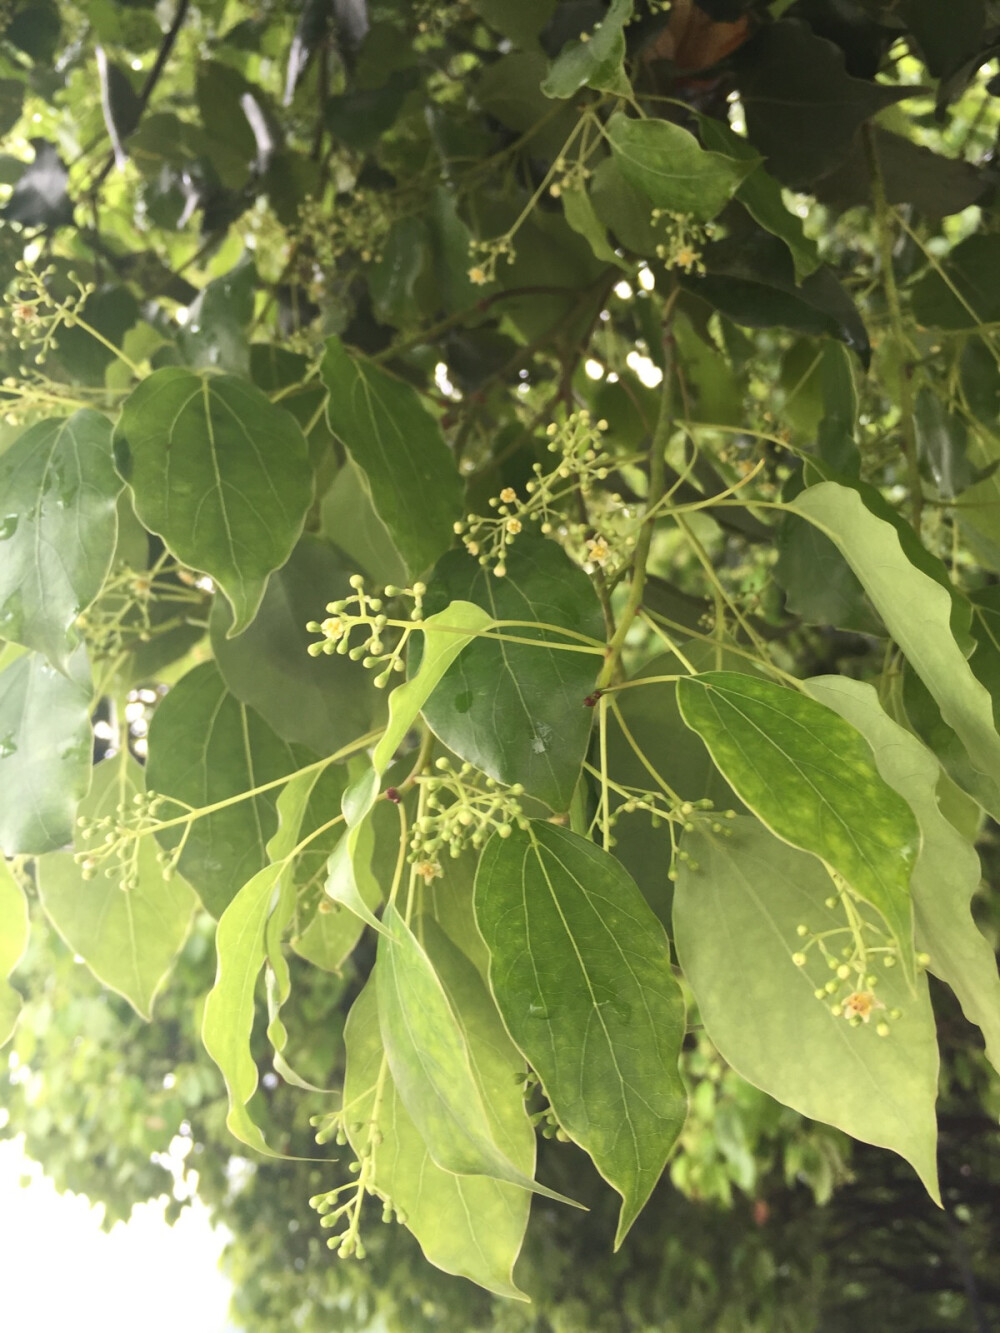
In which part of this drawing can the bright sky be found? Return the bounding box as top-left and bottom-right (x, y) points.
(0, 1137), (236, 1331)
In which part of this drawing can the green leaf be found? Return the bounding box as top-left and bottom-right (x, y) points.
(202, 765), (319, 1156)
(913, 385), (976, 499)
(607, 112), (756, 224)
(541, 0), (632, 99)
(0, 858), (29, 1048)
(320, 458), (407, 587)
(420, 538), (603, 810)
(673, 817), (940, 1202)
(176, 255), (256, 376)
(320, 337), (463, 577)
(589, 157), (661, 257)
(561, 187), (628, 268)
(687, 230), (870, 363)
(343, 978), (531, 1298)
(475, 822), (687, 1246)
(0, 410), (122, 672)
(113, 367), (313, 635)
(814, 128), (985, 222)
(805, 675), (1000, 1076)
(145, 661), (303, 917)
(211, 534), (381, 754)
(376, 901), (574, 1205)
(774, 515), (881, 633)
(0, 648), (92, 856)
(325, 600), (493, 933)
(911, 235), (1000, 331)
(696, 115), (820, 282)
(36, 757), (197, 1019)
(790, 481), (1000, 815)
(469, 0), (555, 47)
(735, 19), (914, 188)
(676, 672), (919, 984)
(368, 216), (430, 327)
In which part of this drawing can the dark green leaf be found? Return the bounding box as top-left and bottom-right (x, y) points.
(735, 20), (914, 187)
(0, 648), (92, 856)
(901, 0), (984, 78)
(475, 822), (687, 1246)
(913, 385), (976, 498)
(589, 158), (661, 257)
(774, 515), (881, 633)
(607, 112), (756, 224)
(177, 256), (256, 376)
(369, 217), (430, 327)
(470, 0), (556, 47)
(145, 661), (303, 917)
(320, 337), (463, 577)
(911, 235), (1000, 330)
(686, 230), (870, 363)
(697, 115), (821, 281)
(324, 69), (420, 153)
(674, 817), (940, 1201)
(814, 128), (985, 220)
(676, 672), (918, 982)
(210, 534), (381, 755)
(421, 538), (603, 811)
(37, 757), (197, 1019)
(561, 187), (628, 268)
(0, 410), (121, 672)
(542, 0), (632, 99)
(113, 367), (313, 635)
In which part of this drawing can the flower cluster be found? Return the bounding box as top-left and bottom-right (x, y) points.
(789, 879), (926, 1036)
(75, 560), (206, 667)
(651, 211), (717, 274)
(4, 261), (94, 366)
(612, 792), (734, 875)
(408, 757), (529, 869)
(309, 1105), (406, 1258)
(547, 153), (592, 199)
(454, 410), (633, 576)
(75, 789), (187, 889)
(467, 234), (514, 286)
(307, 577), (426, 688)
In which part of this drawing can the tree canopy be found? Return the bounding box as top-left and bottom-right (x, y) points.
(1, 0), (1000, 1326)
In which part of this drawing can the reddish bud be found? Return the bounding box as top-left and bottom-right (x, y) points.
(385, 787), (402, 803)
(582, 689), (604, 708)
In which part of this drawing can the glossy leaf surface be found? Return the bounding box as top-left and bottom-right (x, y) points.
(37, 757), (196, 1018)
(674, 817), (940, 1202)
(421, 538), (603, 810)
(475, 822), (687, 1246)
(113, 367), (313, 634)
(0, 649), (92, 856)
(145, 662), (302, 917)
(211, 534), (380, 754)
(321, 337), (463, 577)
(607, 112), (755, 223)
(677, 672), (918, 982)
(0, 410), (121, 672)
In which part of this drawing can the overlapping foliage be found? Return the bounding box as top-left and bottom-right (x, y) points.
(1, 0), (1000, 1313)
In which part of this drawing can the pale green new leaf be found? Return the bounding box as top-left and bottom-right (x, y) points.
(37, 757), (197, 1019)
(202, 765), (319, 1154)
(475, 822), (687, 1246)
(343, 979), (530, 1298)
(376, 902), (576, 1206)
(674, 817), (940, 1203)
(113, 367), (313, 634)
(0, 858), (29, 1048)
(321, 337), (463, 576)
(0, 647), (92, 856)
(607, 112), (756, 223)
(677, 671), (919, 984)
(325, 600), (493, 931)
(806, 676), (1000, 1075)
(0, 411), (122, 672)
(791, 481), (1000, 816)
